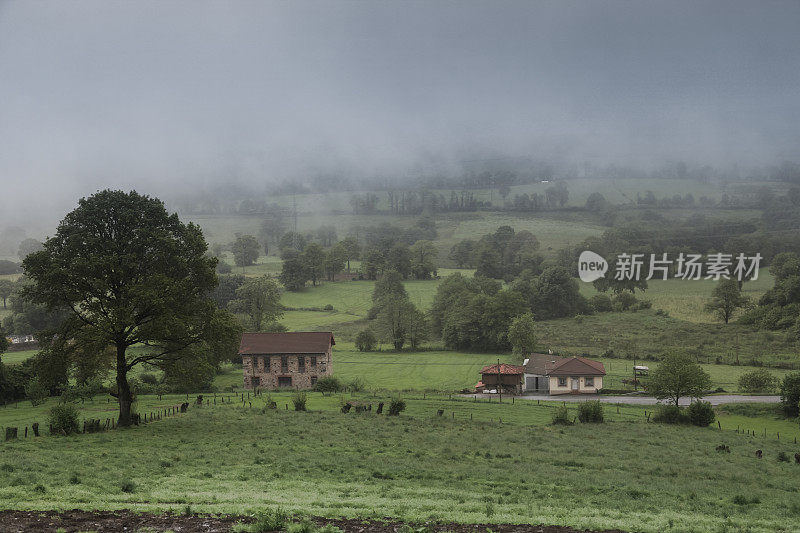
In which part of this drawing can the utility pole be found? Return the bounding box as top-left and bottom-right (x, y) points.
(498, 358), (502, 404)
(291, 193), (298, 251)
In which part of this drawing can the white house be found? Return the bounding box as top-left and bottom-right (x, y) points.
(522, 353), (606, 395)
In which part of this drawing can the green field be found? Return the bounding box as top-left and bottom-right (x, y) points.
(1, 394), (800, 533)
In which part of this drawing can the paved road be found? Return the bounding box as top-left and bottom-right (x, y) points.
(468, 394), (781, 406)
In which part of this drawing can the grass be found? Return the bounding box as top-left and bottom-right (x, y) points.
(0, 349), (38, 365)
(579, 274), (774, 324)
(1, 394), (799, 532)
(538, 309), (799, 368)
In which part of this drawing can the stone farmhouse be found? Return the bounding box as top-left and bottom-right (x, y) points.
(239, 332), (334, 389)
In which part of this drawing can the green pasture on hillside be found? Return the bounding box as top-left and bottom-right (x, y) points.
(1, 395), (800, 532)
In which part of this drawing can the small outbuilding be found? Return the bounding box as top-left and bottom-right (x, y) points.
(522, 353), (605, 395)
(478, 363), (525, 394)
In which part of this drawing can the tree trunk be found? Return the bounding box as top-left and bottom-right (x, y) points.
(116, 344), (134, 426)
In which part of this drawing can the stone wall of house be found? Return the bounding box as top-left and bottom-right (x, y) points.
(242, 349), (332, 389)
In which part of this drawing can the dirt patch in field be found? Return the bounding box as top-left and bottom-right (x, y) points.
(0, 510), (631, 533)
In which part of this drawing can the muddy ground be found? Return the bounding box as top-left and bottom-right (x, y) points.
(0, 510), (631, 533)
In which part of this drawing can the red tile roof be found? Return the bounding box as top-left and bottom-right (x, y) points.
(480, 363), (525, 375)
(238, 332), (335, 355)
(547, 357), (606, 376)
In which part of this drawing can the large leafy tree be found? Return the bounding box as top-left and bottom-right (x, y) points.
(22, 190), (238, 426)
(228, 275), (283, 331)
(646, 354), (712, 405)
(705, 278), (749, 323)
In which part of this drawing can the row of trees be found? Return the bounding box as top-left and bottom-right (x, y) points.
(448, 226), (542, 279)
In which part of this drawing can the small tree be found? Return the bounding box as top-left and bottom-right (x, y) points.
(738, 368), (779, 393)
(355, 330), (377, 352)
(0, 279), (13, 309)
(228, 275), (283, 331)
(705, 279), (749, 323)
(25, 376), (49, 406)
(780, 372), (800, 417)
(231, 234), (260, 272)
(646, 353), (712, 405)
(508, 313), (536, 355)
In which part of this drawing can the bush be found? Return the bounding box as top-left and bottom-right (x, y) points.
(25, 377), (49, 406)
(139, 373), (160, 385)
(355, 330), (377, 352)
(216, 261), (233, 274)
(292, 391), (307, 411)
(323, 303), (334, 311)
(612, 292), (637, 311)
(738, 368), (779, 393)
(48, 403), (80, 436)
(314, 375), (342, 394)
(590, 294), (613, 313)
(687, 401), (715, 426)
(551, 405), (573, 425)
(347, 377), (365, 392)
(652, 404), (688, 424)
(387, 399), (406, 416)
(120, 479), (136, 493)
(577, 400), (604, 423)
(235, 508), (289, 533)
(780, 372), (800, 417)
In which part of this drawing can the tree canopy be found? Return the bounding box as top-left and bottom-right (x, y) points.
(646, 354), (712, 405)
(22, 190), (240, 425)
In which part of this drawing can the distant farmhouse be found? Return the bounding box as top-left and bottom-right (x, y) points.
(239, 332), (334, 389)
(477, 354), (605, 395)
(522, 354), (605, 395)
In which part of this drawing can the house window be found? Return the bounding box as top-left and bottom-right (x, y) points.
(251, 376), (260, 388)
(585, 377), (594, 387)
(311, 356), (317, 367)
(281, 355), (288, 373)
(558, 377), (567, 387)
(278, 376), (292, 388)
(298, 356), (306, 373)
(311, 376), (318, 385)
(264, 356), (270, 372)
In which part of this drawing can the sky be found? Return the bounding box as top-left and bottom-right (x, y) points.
(0, 0), (799, 225)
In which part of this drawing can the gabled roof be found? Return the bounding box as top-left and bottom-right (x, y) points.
(238, 332), (335, 355)
(523, 353), (564, 375)
(548, 356), (606, 376)
(480, 363), (525, 375)
(523, 353), (605, 376)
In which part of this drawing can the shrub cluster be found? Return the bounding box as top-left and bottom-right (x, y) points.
(387, 399), (406, 416)
(653, 402), (715, 426)
(291, 391), (307, 411)
(577, 400), (604, 423)
(551, 405), (573, 425)
(687, 401), (715, 426)
(48, 403), (80, 435)
(738, 368), (779, 393)
(313, 376), (342, 394)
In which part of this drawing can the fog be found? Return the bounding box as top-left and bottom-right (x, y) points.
(1, 0), (799, 227)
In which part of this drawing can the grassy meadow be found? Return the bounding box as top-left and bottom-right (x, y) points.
(2, 395), (800, 533)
